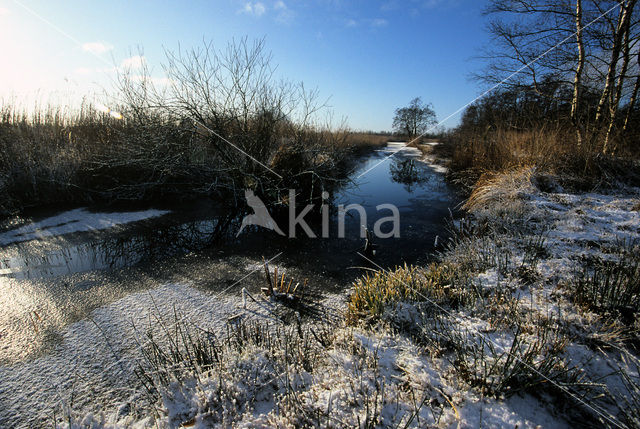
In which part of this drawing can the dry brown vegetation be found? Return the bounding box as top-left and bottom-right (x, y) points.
(446, 125), (640, 193)
(340, 132), (391, 150)
(0, 40), (385, 218)
(441, 1), (640, 193)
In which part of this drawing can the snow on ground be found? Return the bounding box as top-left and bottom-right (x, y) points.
(0, 208), (169, 245)
(0, 282), (292, 428)
(381, 142), (422, 157)
(526, 189), (640, 285)
(450, 178), (640, 427)
(416, 142), (448, 173)
(424, 161), (448, 174)
(4, 176), (640, 428)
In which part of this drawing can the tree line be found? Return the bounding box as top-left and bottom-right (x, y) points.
(474, 0), (640, 154)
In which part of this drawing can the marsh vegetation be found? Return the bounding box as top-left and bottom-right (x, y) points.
(0, 38), (389, 219)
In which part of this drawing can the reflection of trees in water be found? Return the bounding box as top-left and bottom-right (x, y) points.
(97, 213), (239, 266)
(389, 158), (430, 192)
(5, 213), (241, 279)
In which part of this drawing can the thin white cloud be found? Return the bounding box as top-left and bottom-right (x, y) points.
(254, 2), (266, 15)
(81, 42), (113, 55)
(274, 1), (295, 24)
(130, 75), (173, 86)
(423, 0), (444, 8)
(73, 66), (117, 75)
(120, 55), (146, 70)
(370, 18), (388, 27)
(380, 1), (398, 11)
(345, 19), (358, 28)
(152, 77), (173, 86)
(0, 6), (10, 16)
(241, 2), (266, 16)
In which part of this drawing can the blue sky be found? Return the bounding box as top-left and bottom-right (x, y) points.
(0, 0), (490, 131)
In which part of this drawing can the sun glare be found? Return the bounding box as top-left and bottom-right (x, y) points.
(96, 102), (123, 119)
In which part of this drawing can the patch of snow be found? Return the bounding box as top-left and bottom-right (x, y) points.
(427, 162), (448, 174)
(0, 208), (169, 245)
(381, 142), (422, 157)
(0, 282), (275, 427)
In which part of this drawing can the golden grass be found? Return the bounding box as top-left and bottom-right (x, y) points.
(346, 263), (462, 324)
(340, 132), (391, 148)
(451, 128), (574, 174)
(463, 166), (537, 213)
(448, 126), (640, 193)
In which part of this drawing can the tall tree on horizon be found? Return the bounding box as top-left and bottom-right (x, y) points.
(392, 97), (437, 138)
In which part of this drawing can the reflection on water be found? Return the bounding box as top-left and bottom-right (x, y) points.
(389, 158), (433, 192)
(0, 143), (460, 282)
(336, 143), (455, 218)
(0, 143), (461, 365)
(0, 215), (238, 280)
(0, 144), (458, 282)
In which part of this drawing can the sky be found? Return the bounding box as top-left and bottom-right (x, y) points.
(0, 0), (491, 131)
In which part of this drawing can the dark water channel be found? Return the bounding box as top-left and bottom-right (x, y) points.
(0, 143), (461, 365)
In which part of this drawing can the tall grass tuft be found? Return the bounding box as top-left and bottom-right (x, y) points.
(574, 257), (640, 322)
(133, 316), (331, 424)
(346, 263), (471, 324)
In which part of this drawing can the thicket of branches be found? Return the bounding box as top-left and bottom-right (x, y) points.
(482, 0), (639, 150)
(0, 39), (363, 217)
(451, 0), (640, 181)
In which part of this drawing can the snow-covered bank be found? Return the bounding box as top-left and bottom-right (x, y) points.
(129, 170), (633, 428)
(1, 277), (343, 428)
(5, 169), (640, 428)
(415, 142), (449, 173)
(0, 208), (169, 246)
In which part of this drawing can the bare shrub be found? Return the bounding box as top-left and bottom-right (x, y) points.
(0, 38), (383, 217)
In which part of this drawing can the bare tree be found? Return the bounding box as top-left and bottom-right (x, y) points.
(571, 0), (586, 144)
(392, 97), (437, 138)
(480, 0), (640, 153)
(623, 47), (640, 132)
(602, 0), (638, 152)
(112, 38), (343, 204)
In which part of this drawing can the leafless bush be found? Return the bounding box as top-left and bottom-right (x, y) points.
(0, 38), (383, 217)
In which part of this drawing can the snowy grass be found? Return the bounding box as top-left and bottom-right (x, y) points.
(42, 169), (640, 428)
(571, 249), (640, 321)
(132, 318), (327, 427)
(344, 168), (640, 426)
